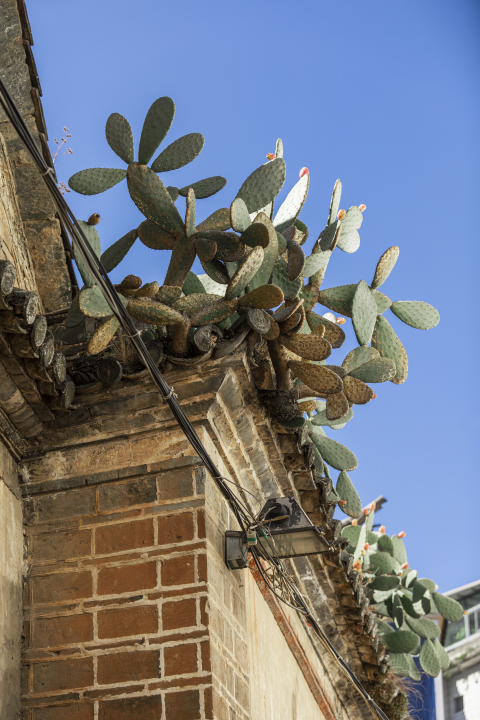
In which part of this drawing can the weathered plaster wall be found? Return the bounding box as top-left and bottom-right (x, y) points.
(0, 441), (22, 720)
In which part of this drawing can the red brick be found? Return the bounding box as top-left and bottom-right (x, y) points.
(32, 657), (94, 693)
(97, 650), (160, 684)
(157, 467), (194, 502)
(150, 676), (210, 691)
(163, 599), (196, 631)
(84, 684), (143, 698)
(201, 641), (211, 672)
(164, 643), (198, 675)
(33, 614), (93, 649)
(99, 695), (162, 720)
(31, 529), (92, 563)
(32, 571), (92, 605)
(95, 519), (154, 555)
(98, 563), (157, 596)
(98, 605), (158, 639)
(32, 704), (94, 720)
(165, 689), (200, 720)
(204, 686), (213, 719)
(157, 513), (194, 546)
(197, 554), (207, 583)
(161, 556), (194, 587)
(197, 511), (206, 540)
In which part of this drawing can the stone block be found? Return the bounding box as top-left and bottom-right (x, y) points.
(97, 477), (156, 513)
(33, 488), (96, 524)
(97, 605), (158, 640)
(97, 649), (160, 685)
(95, 519), (154, 555)
(164, 642), (198, 676)
(32, 657), (94, 693)
(157, 467), (194, 503)
(97, 562), (157, 596)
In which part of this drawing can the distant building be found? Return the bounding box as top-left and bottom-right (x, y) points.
(435, 580), (480, 720)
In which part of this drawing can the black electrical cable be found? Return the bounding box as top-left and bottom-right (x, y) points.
(0, 76), (390, 720)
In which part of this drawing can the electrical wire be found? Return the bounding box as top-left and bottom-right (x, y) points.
(0, 76), (389, 720)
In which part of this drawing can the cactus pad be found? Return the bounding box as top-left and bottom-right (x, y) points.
(183, 271), (205, 295)
(155, 286), (182, 306)
(151, 133), (204, 173)
(238, 285), (284, 310)
(352, 280), (378, 346)
(271, 258), (303, 300)
(303, 249), (332, 278)
(371, 246), (400, 289)
(138, 96), (175, 165)
(405, 616), (440, 640)
(281, 335), (332, 362)
(225, 246), (264, 299)
(389, 653), (410, 677)
(100, 229), (137, 273)
(241, 223), (270, 249)
(293, 218), (309, 246)
(342, 346), (380, 373)
(343, 375), (374, 405)
(196, 237), (217, 263)
(65, 294), (86, 328)
(72, 220), (101, 288)
(370, 576), (400, 591)
(174, 293), (222, 316)
(419, 639), (440, 677)
(391, 535), (407, 564)
(165, 236), (197, 287)
(312, 406), (353, 429)
(273, 174), (310, 233)
(273, 298), (303, 323)
(236, 157), (286, 214)
(336, 206), (363, 253)
(87, 316), (120, 355)
(211, 233), (245, 262)
(179, 176), (227, 199)
(327, 180), (342, 225)
(372, 289), (393, 314)
(245, 215), (278, 290)
(196, 208), (231, 233)
(318, 284), (356, 317)
(390, 301), (440, 330)
(432, 593), (464, 622)
(326, 391), (349, 421)
(372, 315), (408, 384)
(200, 257), (230, 285)
(287, 240), (306, 281)
(311, 433), (358, 472)
(127, 298), (183, 325)
(167, 186), (180, 202)
(127, 164), (184, 235)
(369, 552), (396, 574)
(433, 638), (451, 670)
(348, 357), (396, 383)
(190, 298), (239, 326)
(383, 631), (420, 654)
(137, 219), (175, 251)
(105, 113), (134, 164)
(136, 281), (159, 298)
(289, 361), (342, 395)
(68, 168), (127, 195)
(306, 311), (345, 349)
(185, 188), (196, 238)
(230, 197), (251, 233)
(79, 285), (114, 318)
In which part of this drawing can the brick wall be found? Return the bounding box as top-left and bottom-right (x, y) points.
(22, 459), (216, 719)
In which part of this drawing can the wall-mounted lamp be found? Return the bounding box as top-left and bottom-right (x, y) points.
(225, 497), (330, 570)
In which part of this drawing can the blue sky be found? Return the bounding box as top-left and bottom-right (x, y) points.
(28, 0), (479, 592)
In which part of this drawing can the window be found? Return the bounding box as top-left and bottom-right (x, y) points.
(453, 696), (464, 714)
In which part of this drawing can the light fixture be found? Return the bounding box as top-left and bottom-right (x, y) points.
(225, 497), (331, 570)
